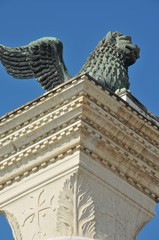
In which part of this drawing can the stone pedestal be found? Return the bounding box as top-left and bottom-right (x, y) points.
(0, 74), (158, 240)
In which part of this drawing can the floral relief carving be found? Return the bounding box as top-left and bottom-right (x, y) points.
(57, 172), (96, 238)
(22, 189), (55, 240)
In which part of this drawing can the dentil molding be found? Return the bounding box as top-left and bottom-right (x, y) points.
(0, 74), (158, 240)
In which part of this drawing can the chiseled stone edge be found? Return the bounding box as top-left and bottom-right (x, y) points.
(82, 77), (159, 148)
(82, 102), (159, 171)
(0, 89), (158, 174)
(0, 144), (81, 192)
(0, 73), (158, 132)
(0, 91), (83, 140)
(0, 140), (158, 202)
(0, 99), (83, 162)
(84, 92), (159, 152)
(81, 120), (157, 176)
(0, 120), (82, 174)
(81, 143), (159, 202)
(0, 75), (158, 153)
(0, 74), (158, 202)
(0, 117), (81, 166)
(1, 103), (158, 183)
(0, 76), (83, 125)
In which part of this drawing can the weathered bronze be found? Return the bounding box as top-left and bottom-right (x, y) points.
(79, 32), (140, 92)
(0, 32), (140, 93)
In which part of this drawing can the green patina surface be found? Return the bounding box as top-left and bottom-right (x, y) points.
(0, 31), (140, 93)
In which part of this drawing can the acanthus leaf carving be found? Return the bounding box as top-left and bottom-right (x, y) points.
(57, 172), (96, 238)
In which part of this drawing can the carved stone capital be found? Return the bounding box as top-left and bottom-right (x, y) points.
(0, 74), (158, 239)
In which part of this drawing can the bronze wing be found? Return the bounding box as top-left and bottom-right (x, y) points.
(0, 37), (71, 91)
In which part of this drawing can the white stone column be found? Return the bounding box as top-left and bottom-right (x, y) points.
(0, 74), (158, 240)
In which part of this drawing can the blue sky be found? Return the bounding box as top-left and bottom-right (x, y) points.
(0, 0), (159, 239)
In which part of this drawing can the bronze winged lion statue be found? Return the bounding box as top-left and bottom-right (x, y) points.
(0, 32), (140, 93)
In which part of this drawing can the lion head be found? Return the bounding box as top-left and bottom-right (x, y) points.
(105, 31), (140, 66)
(79, 31), (140, 92)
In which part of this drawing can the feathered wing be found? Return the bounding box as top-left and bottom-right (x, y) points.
(0, 37), (71, 91)
(0, 45), (33, 79)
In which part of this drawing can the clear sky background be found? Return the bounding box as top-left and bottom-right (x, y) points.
(0, 0), (159, 239)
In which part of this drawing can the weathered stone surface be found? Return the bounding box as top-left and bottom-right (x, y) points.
(0, 74), (158, 240)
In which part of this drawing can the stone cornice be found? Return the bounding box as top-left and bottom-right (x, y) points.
(0, 73), (158, 128)
(0, 74), (159, 203)
(81, 98), (158, 169)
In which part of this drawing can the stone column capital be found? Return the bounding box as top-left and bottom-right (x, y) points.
(0, 74), (158, 240)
